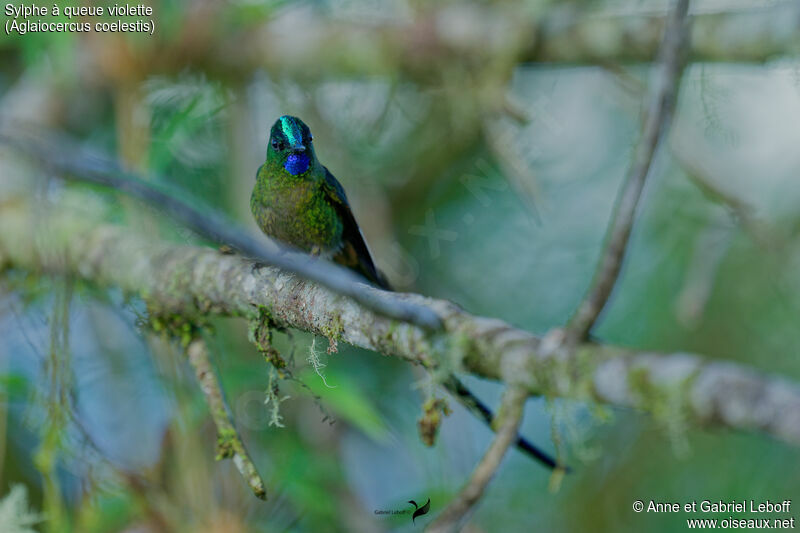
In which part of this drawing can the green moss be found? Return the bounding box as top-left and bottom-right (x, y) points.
(446, 331), (471, 368)
(417, 396), (451, 447)
(145, 304), (210, 347)
(570, 346), (600, 398)
(248, 306), (288, 371)
(265, 366), (289, 428)
(257, 305), (275, 324)
(320, 313), (344, 353)
(531, 350), (569, 398)
(385, 320), (398, 342)
(408, 330), (462, 381)
(627, 364), (698, 455)
(215, 428), (238, 460)
(369, 319), (402, 356)
(263, 345), (288, 371)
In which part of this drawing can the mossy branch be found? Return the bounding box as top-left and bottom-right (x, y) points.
(0, 126), (441, 330)
(186, 337), (267, 500)
(2, 199), (800, 449)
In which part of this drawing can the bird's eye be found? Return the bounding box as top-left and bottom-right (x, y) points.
(271, 138), (284, 151)
(308, 134), (313, 142)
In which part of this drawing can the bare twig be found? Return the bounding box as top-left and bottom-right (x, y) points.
(0, 125), (442, 331)
(186, 337), (267, 500)
(443, 376), (559, 470)
(568, 0), (692, 341)
(427, 386), (528, 533)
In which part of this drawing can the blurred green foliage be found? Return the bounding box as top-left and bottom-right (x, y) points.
(1, 1), (800, 532)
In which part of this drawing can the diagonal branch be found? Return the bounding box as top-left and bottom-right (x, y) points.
(2, 198), (800, 449)
(0, 124), (560, 469)
(0, 125), (442, 331)
(186, 337), (267, 500)
(568, 0), (692, 341)
(426, 386), (528, 533)
(443, 375), (560, 470)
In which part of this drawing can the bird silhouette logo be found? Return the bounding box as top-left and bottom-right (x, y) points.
(408, 498), (431, 524)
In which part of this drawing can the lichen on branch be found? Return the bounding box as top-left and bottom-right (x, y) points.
(2, 198), (800, 450)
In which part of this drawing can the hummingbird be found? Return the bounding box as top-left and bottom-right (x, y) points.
(251, 115), (561, 471)
(250, 115), (390, 289)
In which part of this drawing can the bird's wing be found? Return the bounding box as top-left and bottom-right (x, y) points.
(321, 168), (391, 290)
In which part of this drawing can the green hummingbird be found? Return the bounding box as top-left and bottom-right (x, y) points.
(250, 115), (561, 471)
(250, 115), (390, 289)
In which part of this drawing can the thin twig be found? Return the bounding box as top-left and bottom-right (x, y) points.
(568, 0), (692, 341)
(186, 337), (267, 500)
(0, 125), (442, 331)
(427, 386), (528, 533)
(442, 376), (561, 470)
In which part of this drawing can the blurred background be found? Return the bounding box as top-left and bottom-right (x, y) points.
(1, 0), (800, 531)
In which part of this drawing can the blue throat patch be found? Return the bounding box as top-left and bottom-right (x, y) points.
(285, 153), (310, 175)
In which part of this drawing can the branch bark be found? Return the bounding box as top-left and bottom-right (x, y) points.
(2, 198), (800, 448)
(0, 126), (442, 330)
(0, 125), (561, 470)
(186, 338), (267, 500)
(568, 0), (691, 341)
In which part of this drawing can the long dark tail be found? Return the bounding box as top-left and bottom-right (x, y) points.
(443, 375), (566, 471)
